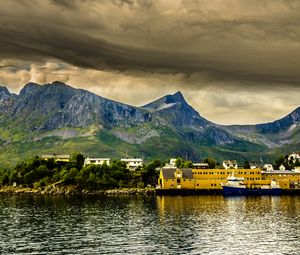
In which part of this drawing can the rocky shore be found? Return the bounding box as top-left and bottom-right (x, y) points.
(0, 185), (156, 196)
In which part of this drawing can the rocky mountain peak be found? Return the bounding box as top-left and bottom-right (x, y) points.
(166, 91), (185, 104)
(0, 86), (14, 99)
(0, 86), (17, 114)
(19, 82), (41, 97)
(142, 91), (189, 112)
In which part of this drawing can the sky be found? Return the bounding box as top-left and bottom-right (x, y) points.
(0, 0), (299, 125)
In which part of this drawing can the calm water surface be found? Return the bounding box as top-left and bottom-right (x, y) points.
(0, 195), (300, 254)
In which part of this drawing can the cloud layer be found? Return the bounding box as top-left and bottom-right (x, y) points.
(0, 0), (299, 124)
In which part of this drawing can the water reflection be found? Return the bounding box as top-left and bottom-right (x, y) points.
(0, 195), (300, 254)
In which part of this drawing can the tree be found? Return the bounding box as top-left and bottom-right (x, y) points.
(175, 157), (183, 168)
(183, 161), (193, 168)
(74, 153), (85, 170)
(62, 168), (79, 184)
(203, 158), (216, 169)
(244, 161), (250, 169)
(1, 173), (9, 185)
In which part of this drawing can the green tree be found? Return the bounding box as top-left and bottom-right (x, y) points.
(244, 161), (250, 169)
(74, 153), (85, 170)
(62, 168), (79, 184)
(1, 173), (9, 185)
(175, 157), (183, 168)
(203, 158), (216, 169)
(183, 161), (193, 168)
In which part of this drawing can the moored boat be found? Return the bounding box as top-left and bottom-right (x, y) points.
(221, 174), (282, 196)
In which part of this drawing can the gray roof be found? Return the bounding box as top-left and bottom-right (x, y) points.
(193, 163), (209, 166)
(161, 168), (193, 179)
(262, 170), (298, 174)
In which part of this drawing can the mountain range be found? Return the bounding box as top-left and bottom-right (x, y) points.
(0, 81), (299, 167)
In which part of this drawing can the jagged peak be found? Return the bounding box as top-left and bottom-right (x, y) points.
(142, 91), (189, 111)
(19, 81), (77, 97)
(19, 82), (41, 96)
(0, 86), (18, 100)
(172, 91), (184, 99)
(0, 86), (10, 94)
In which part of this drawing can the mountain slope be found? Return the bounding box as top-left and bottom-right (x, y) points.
(0, 81), (298, 167)
(257, 107), (300, 134)
(1, 81), (154, 138)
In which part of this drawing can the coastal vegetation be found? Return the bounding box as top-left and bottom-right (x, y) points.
(0, 153), (299, 192)
(0, 154), (162, 190)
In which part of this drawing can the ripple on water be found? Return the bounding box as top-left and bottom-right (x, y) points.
(0, 195), (300, 254)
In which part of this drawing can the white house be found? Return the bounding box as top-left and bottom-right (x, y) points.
(249, 161), (258, 169)
(263, 164), (274, 171)
(223, 160), (238, 169)
(84, 157), (110, 166)
(288, 152), (300, 164)
(121, 158), (143, 170)
(279, 164), (286, 171)
(164, 158), (177, 168)
(169, 158), (177, 167)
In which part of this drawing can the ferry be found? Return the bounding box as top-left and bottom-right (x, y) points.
(221, 174), (282, 196)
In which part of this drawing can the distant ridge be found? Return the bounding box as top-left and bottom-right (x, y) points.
(0, 81), (299, 167)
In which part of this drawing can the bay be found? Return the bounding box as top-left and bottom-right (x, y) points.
(0, 195), (300, 254)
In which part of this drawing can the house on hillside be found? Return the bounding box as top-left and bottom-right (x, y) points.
(263, 164), (274, 171)
(249, 161), (258, 169)
(84, 158), (110, 166)
(288, 152), (300, 164)
(279, 164), (286, 171)
(164, 158), (177, 168)
(121, 158), (143, 170)
(222, 160), (238, 169)
(169, 158), (177, 167)
(41, 154), (70, 163)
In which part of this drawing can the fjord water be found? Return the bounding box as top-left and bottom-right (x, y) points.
(0, 195), (300, 255)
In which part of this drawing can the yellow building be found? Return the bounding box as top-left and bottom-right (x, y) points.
(158, 167), (300, 191)
(262, 170), (300, 189)
(158, 168), (194, 189)
(193, 168), (262, 190)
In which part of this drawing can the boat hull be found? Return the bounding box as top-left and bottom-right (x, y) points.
(222, 186), (282, 196)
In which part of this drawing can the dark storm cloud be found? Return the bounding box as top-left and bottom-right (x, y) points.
(1, 0), (300, 86)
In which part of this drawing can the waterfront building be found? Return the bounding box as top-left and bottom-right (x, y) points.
(192, 168), (262, 190)
(121, 158), (143, 170)
(158, 168), (194, 189)
(84, 158), (110, 166)
(158, 167), (300, 191)
(262, 170), (300, 189)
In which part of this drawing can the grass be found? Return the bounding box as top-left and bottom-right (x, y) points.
(0, 123), (296, 169)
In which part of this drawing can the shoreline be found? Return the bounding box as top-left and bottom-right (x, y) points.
(0, 185), (156, 196)
(1, 185), (300, 196)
